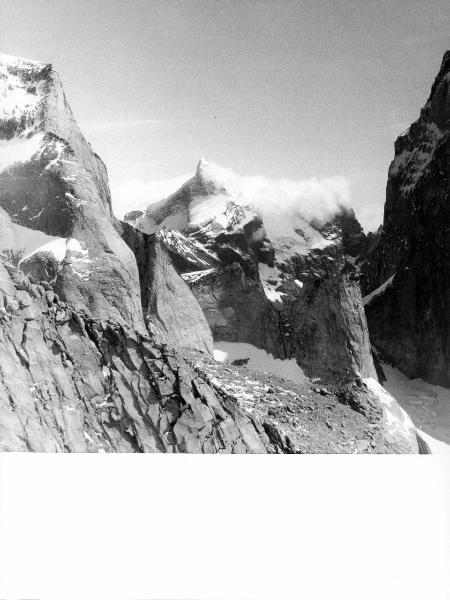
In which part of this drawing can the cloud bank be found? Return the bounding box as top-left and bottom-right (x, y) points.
(194, 160), (351, 227)
(111, 160), (352, 228)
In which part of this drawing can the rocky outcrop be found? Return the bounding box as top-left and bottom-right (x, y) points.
(285, 266), (375, 381)
(184, 263), (283, 357)
(0, 54), (143, 330)
(0, 260), (268, 452)
(120, 222), (214, 354)
(362, 51), (450, 386)
(0, 257), (418, 453)
(183, 348), (419, 453)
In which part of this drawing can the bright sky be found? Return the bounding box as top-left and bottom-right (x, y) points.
(1, 0), (449, 230)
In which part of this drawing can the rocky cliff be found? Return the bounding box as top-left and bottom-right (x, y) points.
(0, 53), (143, 330)
(120, 222), (214, 354)
(362, 51), (450, 386)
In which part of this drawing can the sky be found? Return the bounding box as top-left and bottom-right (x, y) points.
(1, 0), (450, 230)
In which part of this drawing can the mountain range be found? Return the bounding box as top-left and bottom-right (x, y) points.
(0, 51), (449, 453)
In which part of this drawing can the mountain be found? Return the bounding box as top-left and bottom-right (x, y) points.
(0, 53), (142, 329)
(0, 53), (428, 452)
(362, 51), (450, 388)
(0, 52), (210, 352)
(125, 159), (375, 383)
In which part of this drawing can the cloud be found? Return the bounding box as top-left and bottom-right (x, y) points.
(195, 160), (352, 228)
(111, 159), (352, 228)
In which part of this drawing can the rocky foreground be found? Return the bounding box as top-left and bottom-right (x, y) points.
(0, 261), (418, 452)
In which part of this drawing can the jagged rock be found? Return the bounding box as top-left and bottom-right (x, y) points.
(0, 260), (267, 452)
(0, 54), (143, 330)
(119, 222), (214, 354)
(0, 259), (418, 453)
(182, 347), (419, 453)
(362, 51), (450, 386)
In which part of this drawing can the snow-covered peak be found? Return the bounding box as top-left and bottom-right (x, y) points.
(0, 53), (52, 146)
(140, 159), (349, 231)
(192, 158), (243, 199)
(0, 53), (47, 70)
(196, 157), (208, 173)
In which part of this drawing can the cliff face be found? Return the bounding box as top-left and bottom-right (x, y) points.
(126, 162), (376, 382)
(184, 263), (283, 358)
(120, 222), (214, 355)
(0, 54), (143, 330)
(362, 51), (450, 386)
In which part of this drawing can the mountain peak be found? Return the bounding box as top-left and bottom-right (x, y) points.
(196, 157), (209, 172)
(426, 49), (450, 105)
(0, 52), (49, 72)
(192, 158), (242, 200)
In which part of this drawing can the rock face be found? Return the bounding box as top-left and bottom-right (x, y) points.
(0, 260), (419, 453)
(0, 260), (270, 452)
(362, 51), (450, 386)
(120, 222), (214, 354)
(0, 54), (143, 330)
(127, 160), (376, 382)
(184, 264), (283, 357)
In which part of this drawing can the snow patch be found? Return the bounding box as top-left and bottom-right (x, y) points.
(416, 429), (450, 454)
(258, 263), (286, 302)
(364, 376), (417, 448)
(0, 133), (44, 171)
(0, 54), (45, 121)
(23, 237), (68, 262)
(213, 341), (306, 386)
(157, 228), (219, 267)
(363, 274), (395, 306)
(182, 268), (217, 284)
(390, 122), (443, 193)
(0, 208), (60, 255)
(21, 236), (92, 280)
(381, 362), (450, 445)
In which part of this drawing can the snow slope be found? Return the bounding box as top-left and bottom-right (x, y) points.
(213, 341), (306, 386)
(364, 377), (419, 452)
(0, 133), (44, 171)
(381, 362), (450, 445)
(363, 274), (395, 306)
(0, 207), (58, 254)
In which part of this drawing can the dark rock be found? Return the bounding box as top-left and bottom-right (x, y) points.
(362, 50), (450, 386)
(119, 222), (213, 354)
